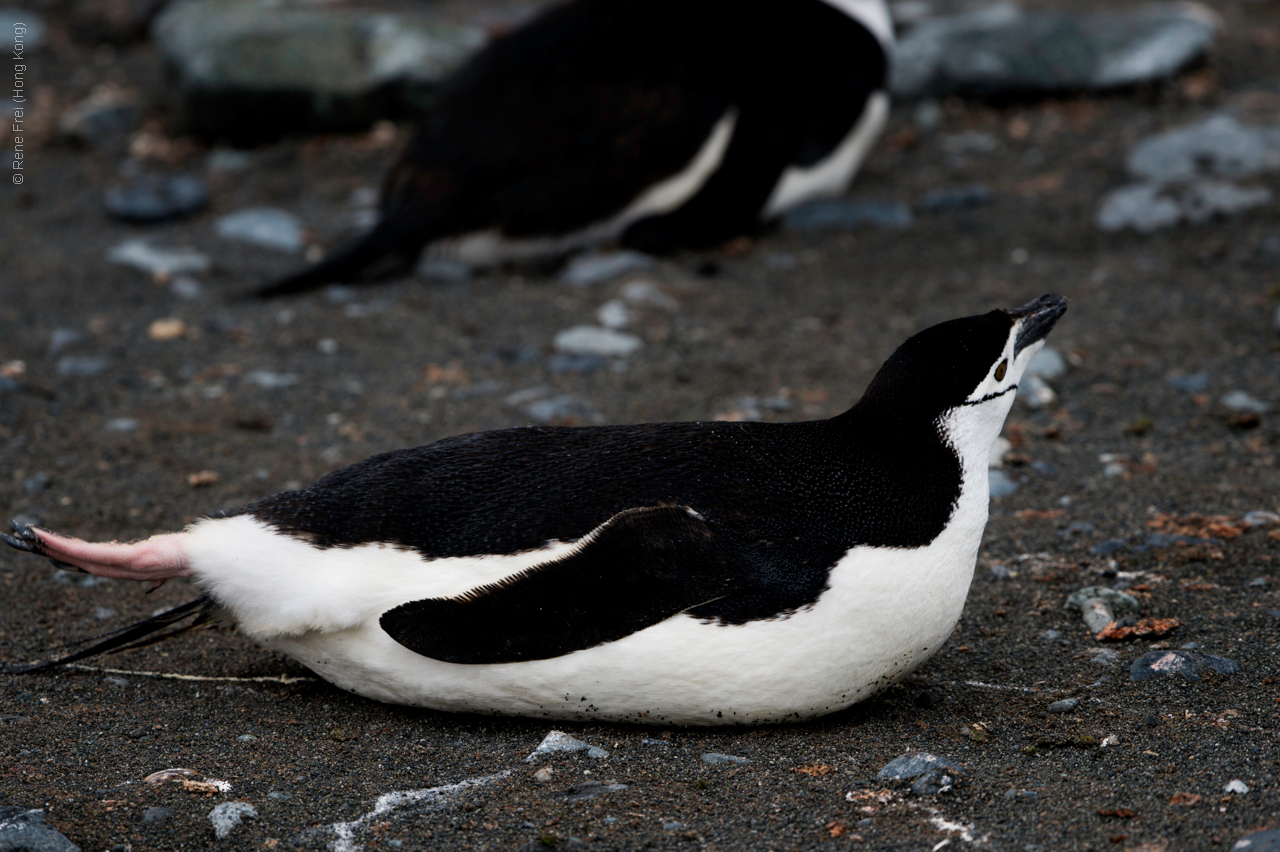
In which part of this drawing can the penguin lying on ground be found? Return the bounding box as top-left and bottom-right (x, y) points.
(257, 0), (893, 297)
(3, 295), (1066, 725)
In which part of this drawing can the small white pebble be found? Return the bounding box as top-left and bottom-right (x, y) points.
(1224, 779), (1249, 795)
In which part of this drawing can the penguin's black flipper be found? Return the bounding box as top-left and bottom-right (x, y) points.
(0, 594), (216, 674)
(380, 506), (744, 664)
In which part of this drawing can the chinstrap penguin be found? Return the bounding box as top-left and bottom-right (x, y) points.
(257, 0), (893, 297)
(3, 295), (1067, 725)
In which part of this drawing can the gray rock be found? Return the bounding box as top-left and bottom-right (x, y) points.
(209, 802), (256, 840)
(105, 418), (139, 433)
(663, 822), (685, 830)
(702, 753), (749, 766)
(525, 731), (608, 763)
(1047, 697), (1079, 713)
(521, 393), (603, 425)
(988, 469), (1017, 499)
(215, 207), (303, 253)
(1040, 629), (1061, 641)
(105, 174), (208, 223)
(1130, 649), (1240, 682)
(989, 564), (1011, 580)
(1221, 390), (1270, 414)
(56, 356), (109, 378)
(151, 0), (486, 141)
(784, 199), (913, 231)
(1232, 827), (1280, 851)
(891, 2), (1217, 100)
(620, 280), (679, 311)
(0, 807), (80, 852)
(141, 807), (174, 826)
(1098, 179), (1271, 233)
(416, 258), (472, 282)
(596, 300), (631, 330)
(554, 326), (642, 358)
(1079, 598), (1115, 634)
(1243, 512), (1280, 527)
(1066, 587), (1140, 614)
(1167, 372), (1210, 393)
(916, 183), (996, 212)
(546, 353), (605, 376)
(107, 240), (212, 277)
(1004, 788), (1039, 800)
(1127, 115), (1280, 183)
(561, 251), (654, 286)
(1225, 779), (1250, 795)
(2, 11), (46, 52)
(206, 148), (253, 173)
(877, 753), (961, 783)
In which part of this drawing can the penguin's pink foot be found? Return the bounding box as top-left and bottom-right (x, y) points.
(3, 520), (191, 589)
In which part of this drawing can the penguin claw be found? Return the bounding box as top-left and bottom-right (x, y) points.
(0, 532), (35, 553)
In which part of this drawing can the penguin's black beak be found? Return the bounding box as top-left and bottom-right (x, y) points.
(1009, 294), (1067, 356)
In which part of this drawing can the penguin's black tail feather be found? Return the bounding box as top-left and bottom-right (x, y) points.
(253, 212), (431, 299)
(1, 594), (218, 675)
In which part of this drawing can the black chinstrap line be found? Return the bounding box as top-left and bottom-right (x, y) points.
(959, 384), (1018, 407)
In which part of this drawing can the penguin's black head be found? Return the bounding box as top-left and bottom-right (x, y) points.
(855, 294), (1068, 428)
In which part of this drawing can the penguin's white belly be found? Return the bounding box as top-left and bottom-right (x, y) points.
(186, 488), (985, 724)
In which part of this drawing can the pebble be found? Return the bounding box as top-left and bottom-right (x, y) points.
(1244, 511), (1280, 527)
(876, 753), (961, 782)
(1039, 629), (1061, 641)
(206, 148), (253, 173)
(1026, 347), (1066, 380)
(783, 199), (913, 231)
(911, 768), (957, 796)
(916, 183), (995, 212)
(1017, 374), (1057, 408)
(558, 781), (628, 802)
(1079, 599), (1115, 634)
(1246, 577), (1268, 587)
(1221, 390), (1270, 414)
(209, 802), (256, 840)
(1098, 179), (1272, 233)
(104, 174), (208, 223)
(1067, 587), (1141, 615)
(56, 356), (109, 378)
(1086, 648), (1119, 667)
(941, 131), (1000, 156)
(663, 822), (685, 831)
(1225, 780), (1250, 795)
(1047, 698), (1079, 714)
(620, 280), (679, 311)
(525, 731), (608, 763)
(215, 207), (304, 253)
(107, 240), (211, 277)
(1004, 789), (1039, 801)
(1167, 372), (1210, 393)
(1129, 650), (1240, 683)
(988, 469), (1018, 499)
(94, 607), (117, 621)
(702, 753), (749, 766)
(58, 85), (143, 144)
(141, 806), (174, 826)
(148, 318), (186, 341)
(553, 326), (642, 358)
(23, 471), (50, 493)
(1089, 538), (1128, 556)
(506, 388), (603, 425)
(533, 767), (554, 783)
(245, 371), (300, 389)
(170, 276), (204, 301)
(596, 300), (631, 329)
(546, 353), (605, 376)
(0, 807), (80, 852)
(989, 564), (1011, 580)
(561, 250), (653, 286)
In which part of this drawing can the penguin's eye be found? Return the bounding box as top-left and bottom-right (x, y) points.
(994, 360), (1008, 381)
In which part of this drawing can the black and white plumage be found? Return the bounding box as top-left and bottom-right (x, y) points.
(3, 296), (1067, 725)
(257, 0), (893, 297)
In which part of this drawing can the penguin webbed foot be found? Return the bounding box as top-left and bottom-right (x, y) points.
(2, 520), (192, 586)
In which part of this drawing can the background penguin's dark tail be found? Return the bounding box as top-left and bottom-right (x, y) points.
(0, 594), (218, 674)
(252, 215), (432, 299)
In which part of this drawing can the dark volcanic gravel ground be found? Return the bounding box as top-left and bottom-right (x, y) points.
(3, 1), (1280, 850)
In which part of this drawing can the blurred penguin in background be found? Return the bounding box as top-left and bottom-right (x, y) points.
(259, 0), (893, 296)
